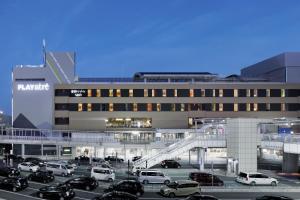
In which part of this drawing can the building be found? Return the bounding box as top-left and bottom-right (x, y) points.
(4, 50), (300, 172)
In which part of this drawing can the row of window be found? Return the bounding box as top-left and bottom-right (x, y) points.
(55, 103), (299, 112)
(55, 89), (300, 98)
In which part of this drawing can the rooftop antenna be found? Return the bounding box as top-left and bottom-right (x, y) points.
(42, 39), (46, 66)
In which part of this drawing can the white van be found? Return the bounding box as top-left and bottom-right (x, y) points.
(46, 163), (73, 177)
(236, 172), (278, 186)
(138, 170), (171, 184)
(91, 167), (115, 182)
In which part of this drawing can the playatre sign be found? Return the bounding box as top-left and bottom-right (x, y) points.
(17, 83), (50, 91)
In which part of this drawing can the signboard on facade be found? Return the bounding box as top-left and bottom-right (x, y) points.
(70, 89), (87, 97)
(17, 83), (50, 91)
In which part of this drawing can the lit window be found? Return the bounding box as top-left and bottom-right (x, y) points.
(246, 103), (251, 111)
(281, 89), (285, 97)
(213, 89), (216, 97)
(129, 89), (133, 97)
(117, 89), (121, 97)
(180, 104), (184, 112)
(78, 103), (83, 112)
(190, 89), (194, 97)
(96, 89), (100, 97)
(133, 103), (137, 111)
(212, 103), (216, 111)
(87, 103), (92, 112)
(281, 103), (286, 111)
(109, 89), (113, 97)
(147, 103), (152, 111)
(254, 89), (257, 97)
(247, 89), (251, 97)
(253, 103), (257, 111)
(88, 89), (92, 97)
(201, 89), (205, 97)
(266, 89), (270, 97)
(219, 103), (223, 111)
(163, 89), (166, 97)
(219, 89), (223, 97)
(109, 103), (113, 111)
(157, 103), (161, 112)
(151, 89), (155, 97)
(266, 103), (270, 111)
(234, 103), (238, 111)
(174, 89), (177, 97)
(234, 89), (238, 97)
(172, 104), (175, 111)
(144, 89), (148, 97)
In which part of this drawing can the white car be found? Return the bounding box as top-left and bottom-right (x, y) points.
(138, 170), (171, 184)
(236, 172), (278, 186)
(91, 167), (115, 182)
(57, 160), (78, 169)
(18, 162), (40, 172)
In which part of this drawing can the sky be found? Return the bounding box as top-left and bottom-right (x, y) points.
(1, 0), (300, 114)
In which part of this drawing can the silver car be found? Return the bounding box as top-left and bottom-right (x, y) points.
(138, 170), (171, 184)
(160, 180), (200, 198)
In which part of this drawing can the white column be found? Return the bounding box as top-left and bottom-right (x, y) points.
(197, 148), (205, 171)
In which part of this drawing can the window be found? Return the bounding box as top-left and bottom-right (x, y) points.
(258, 103), (266, 111)
(281, 89), (285, 97)
(270, 103), (281, 111)
(219, 103), (223, 111)
(87, 103), (92, 112)
(147, 89), (153, 97)
(205, 89), (213, 97)
(147, 103), (152, 111)
(96, 89), (100, 97)
(133, 89), (144, 97)
(129, 89), (133, 97)
(219, 89), (223, 97)
(55, 103), (68, 111)
(157, 103), (161, 111)
(177, 89), (189, 97)
(286, 89), (300, 97)
(194, 89), (201, 97)
(55, 117), (69, 125)
(133, 103), (137, 111)
(266, 89), (270, 97)
(286, 103), (299, 111)
(78, 103), (83, 112)
(238, 89), (247, 97)
(137, 103), (147, 111)
(234, 89), (238, 97)
(253, 103), (257, 111)
(121, 89), (129, 97)
(166, 89), (174, 97)
(270, 89), (281, 97)
(246, 89), (251, 97)
(222, 103), (233, 111)
(144, 89), (148, 97)
(189, 89), (194, 97)
(238, 104), (246, 111)
(154, 89), (162, 97)
(101, 89), (109, 97)
(161, 103), (172, 111)
(113, 104), (126, 111)
(109, 103), (113, 112)
(109, 89), (113, 97)
(88, 89), (92, 97)
(257, 89), (266, 97)
(190, 104), (201, 111)
(253, 89), (257, 97)
(68, 103), (78, 111)
(55, 89), (70, 96)
(162, 89), (167, 97)
(202, 103), (212, 111)
(223, 89), (234, 97)
(101, 103), (109, 111)
(92, 103), (100, 111)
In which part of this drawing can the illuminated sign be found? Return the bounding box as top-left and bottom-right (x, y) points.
(17, 83), (50, 91)
(70, 89), (87, 97)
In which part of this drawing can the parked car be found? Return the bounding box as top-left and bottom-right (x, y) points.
(18, 162), (40, 172)
(132, 156), (142, 162)
(105, 156), (124, 163)
(137, 170), (171, 184)
(161, 160), (181, 168)
(46, 163), (74, 177)
(185, 194), (219, 200)
(93, 191), (138, 200)
(4, 154), (24, 163)
(189, 172), (224, 186)
(236, 172), (278, 186)
(0, 177), (28, 192)
(130, 166), (146, 175)
(256, 196), (293, 200)
(65, 177), (98, 191)
(57, 160), (78, 169)
(27, 171), (55, 183)
(105, 180), (144, 196)
(37, 183), (75, 200)
(24, 157), (47, 167)
(0, 166), (20, 177)
(91, 167), (115, 182)
(160, 180), (200, 197)
(75, 155), (90, 165)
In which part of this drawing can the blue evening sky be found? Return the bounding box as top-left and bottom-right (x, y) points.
(1, 0), (300, 114)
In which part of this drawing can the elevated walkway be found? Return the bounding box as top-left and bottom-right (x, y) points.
(261, 134), (300, 154)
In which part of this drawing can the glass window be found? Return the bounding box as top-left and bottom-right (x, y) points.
(166, 89), (174, 97)
(177, 89), (189, 97)
(223, 89), (234, 97)
(257, 89), (266, 97)
(162, 89), (167, 97)
(113, 104), (126, 111)
(189, 89), (194, 97)
(154, 89), (162, 97)
(238, 89), (246, 97)
(270, 103), (281, 111)
(137, 103), (147, 111)
(152, 103), (157, 111)
(133, 89), (144, 97)
(78, 103), (83, 112)
(161, 103), (172, 111)
(109, 103), (113, 111)
(55, 89), (70, 96)
(258, 103), (266, 111)
(88, 89), (92, 97)
(205, 89), (213, 97)
(87, 103), (92, 112)
(121, 89), (129, 97)
(147, 89), (153, 97)
(190, 104), (201, 111)
(100, 103), (109, 111)
(202, 103), (212, 111)
(147, 103), (152, 111)
(238, 103), (246, 111)
(194, 89), (201, 97)
(96, 89), (100, 97)
(55, 103), (68, 111)
(286, 103), (299, 111)
(270, 89), (281, 97)
(101, 89), (109, 97)
(286, 89), (300, 97)
(92, 103), (100, 111)
(68, 103), (78, 111)
(55, 117), (69, 125)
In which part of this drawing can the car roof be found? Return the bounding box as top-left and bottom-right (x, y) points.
(92, 166), (112, 169)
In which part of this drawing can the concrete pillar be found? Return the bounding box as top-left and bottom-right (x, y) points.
(21, 144), (25, 158)
(188, 150), (191, 165)
(282, 152), (299, 173)
(94, 146), (96, 158)
(41, 144), (44, 157)
(57, 145), (61, 159)
(103, 147), (106, 158)
(197, 148), (205, 171)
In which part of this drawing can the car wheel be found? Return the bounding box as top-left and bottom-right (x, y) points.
(39, 193), (43, 198)
(164, 180), (170, 185)
(143, 180), (149, 184)
(169, 193), (175, 198)
(250, 181), (256, 186)
(85, 185), (91, 190)
(271, 181), (277, 186)
(136, 192), (141, 196)
(12, 187), (17, 192)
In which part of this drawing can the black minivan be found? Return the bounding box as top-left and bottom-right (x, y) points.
(189, 172), (224, 186)
(161, 160), (181, 168)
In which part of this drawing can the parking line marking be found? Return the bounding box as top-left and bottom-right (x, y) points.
(0, 188), (42, 200)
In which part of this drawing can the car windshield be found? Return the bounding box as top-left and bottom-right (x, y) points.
(167, 181), (178, 189)
(239, 172), (247, 178)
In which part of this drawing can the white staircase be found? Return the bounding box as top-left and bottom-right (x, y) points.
(133, 124), (226, 169)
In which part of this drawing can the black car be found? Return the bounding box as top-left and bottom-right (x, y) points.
(24, 157), (46, 167)
(28, 171), (55, 183)
(105, 156), (124, 162)
(105, 180), (144, 196)
(4, 154), (24, 163)
(93, 191), (138, 200)
(185, 194), (219, 200)
(74, 156), (90, 165)
(161, 160), (181, 168)
(132, 156), (142, 162)
(37, 183), (75, 200)
(0, 177), (28, 192)
(65, 177), (98, 191)
(0, 166), (20, 177)
(256, 196), (293, 200)
(189, 172), (224, 186)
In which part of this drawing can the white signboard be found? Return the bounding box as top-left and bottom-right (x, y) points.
(17, 83), (50, 91)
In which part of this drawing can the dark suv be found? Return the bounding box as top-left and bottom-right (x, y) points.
(65, 177), (98, 191)
(0, 177), (28, 192)
(105, 180), (144, 196)
(161, 160), (181, 168)
(28, 171), (55, 183)
(105, 156), (124, 162)
(189, 172), (224, 186)
(0, 167), (20, 177)
(37, 183), (75, 199)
